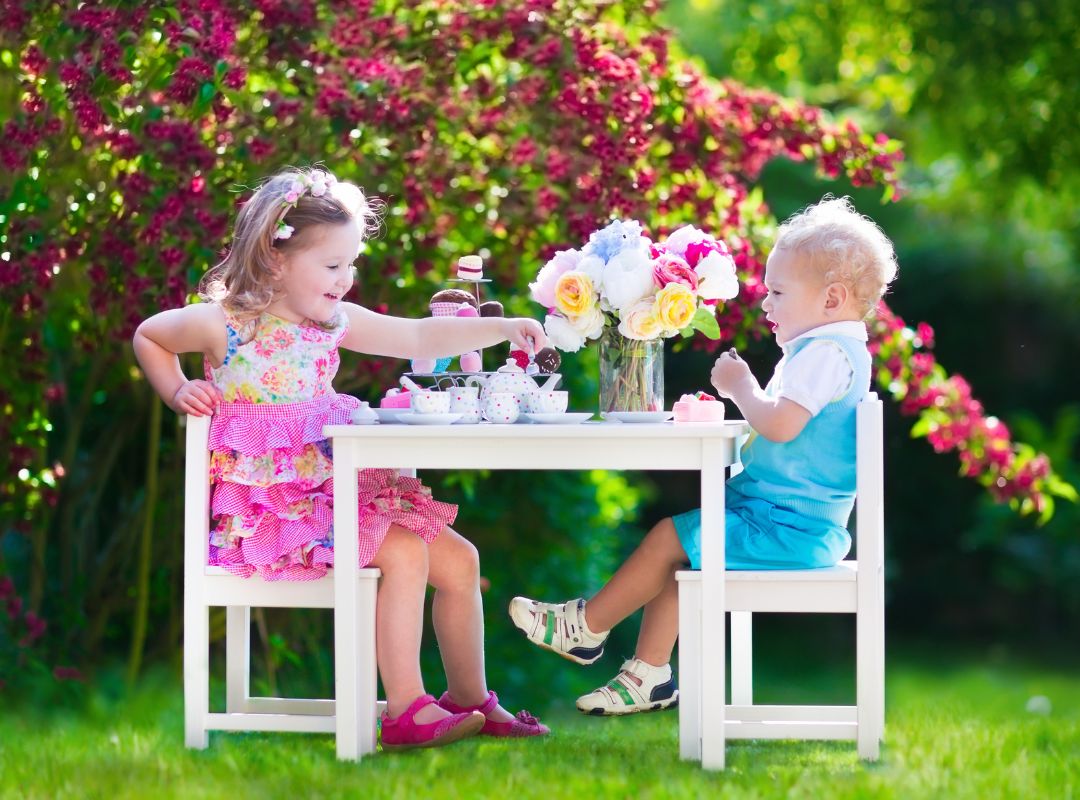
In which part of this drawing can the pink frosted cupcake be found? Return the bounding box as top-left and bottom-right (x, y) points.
(673, 391), (725, 423)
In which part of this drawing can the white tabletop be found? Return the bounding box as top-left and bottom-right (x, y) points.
(325, 420), (747, 438)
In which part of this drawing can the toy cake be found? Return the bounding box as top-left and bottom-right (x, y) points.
(380, 387), (412, 409)
(457, 255), (484, 280)
(673, 391), (725, 422)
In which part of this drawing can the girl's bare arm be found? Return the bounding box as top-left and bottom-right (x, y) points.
(132, 303), (227, 414)
(338, 302), (547, 359)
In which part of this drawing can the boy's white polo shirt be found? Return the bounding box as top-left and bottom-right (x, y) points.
(772, 321), (869, 416)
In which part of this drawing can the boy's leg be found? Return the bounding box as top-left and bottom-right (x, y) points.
(634, 565), (681, 667)
(584, 517), (689, 633)
(508, 517), (688, 666)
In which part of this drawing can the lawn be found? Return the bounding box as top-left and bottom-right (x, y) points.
(1, 643), (1077, 799)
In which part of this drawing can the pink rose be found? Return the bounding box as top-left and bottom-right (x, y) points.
(653, 253), (698, 291)
(684, 238), (729, 268)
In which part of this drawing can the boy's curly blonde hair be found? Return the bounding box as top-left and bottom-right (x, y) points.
(774, 196), (897, 318)
(200, 167), (383, 331)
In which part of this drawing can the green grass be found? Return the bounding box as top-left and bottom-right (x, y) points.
(1, 646), (1078, 799)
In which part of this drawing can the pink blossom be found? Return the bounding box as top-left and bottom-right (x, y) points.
(530, 249), (584, 308)
(653, 253), (698, 291)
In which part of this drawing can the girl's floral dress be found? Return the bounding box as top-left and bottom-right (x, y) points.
(205, 310), (457, 581)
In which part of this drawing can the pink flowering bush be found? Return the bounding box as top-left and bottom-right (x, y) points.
(0, 0), (1072, 679)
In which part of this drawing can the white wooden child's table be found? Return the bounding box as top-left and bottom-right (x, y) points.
(324, 418), (750, 769)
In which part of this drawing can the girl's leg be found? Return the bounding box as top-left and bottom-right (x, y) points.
(584, 517), (688, 642)
(426, 526), (515, 723)
(368, 525), (450, 723)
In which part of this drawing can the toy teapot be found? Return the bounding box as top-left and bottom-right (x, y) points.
(465, 358), (561, 408)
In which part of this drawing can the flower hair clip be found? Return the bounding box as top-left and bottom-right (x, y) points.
(271, 170), (338, 242)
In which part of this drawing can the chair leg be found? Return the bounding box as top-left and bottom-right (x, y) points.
(677, 574), (702, 761)
(730, 611), (753, 706)
(184, 600), (209, 749)
(856, 603), (881, 760)
(877, 570), (886, 744)
(225, 606), (251, 713)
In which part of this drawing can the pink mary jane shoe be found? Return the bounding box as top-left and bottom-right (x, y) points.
(380, 694), (485, 751)
(437, 690), (550, 738)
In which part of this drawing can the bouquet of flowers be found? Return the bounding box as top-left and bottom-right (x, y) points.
(530, 220), (740, 412)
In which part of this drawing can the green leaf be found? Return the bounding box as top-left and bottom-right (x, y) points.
(909, 414), (934, 438)
(1046, 475), (1078, 502)
(690, 306), (721, 339)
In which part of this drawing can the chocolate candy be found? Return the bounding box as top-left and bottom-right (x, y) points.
(534, 347), (561, 374)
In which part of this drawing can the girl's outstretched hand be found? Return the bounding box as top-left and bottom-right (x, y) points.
(710, 348), (754, 399)
(173, 379), (223, 416)
(500, 317), (548, 354)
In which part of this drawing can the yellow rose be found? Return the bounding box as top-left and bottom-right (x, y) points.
(554, 271), (597, 317)
(618, 297), (664, 340)
(654, 283), (697, 332)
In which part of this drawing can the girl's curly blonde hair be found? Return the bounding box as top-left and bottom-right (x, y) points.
(774, 195), (898, 318)
(200, 167), (383, 332)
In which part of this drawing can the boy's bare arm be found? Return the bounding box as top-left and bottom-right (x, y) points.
(710, 350), (811, 443)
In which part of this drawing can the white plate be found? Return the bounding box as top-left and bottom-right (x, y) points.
(374, 407), (407, 422)
(522, 412), (594, 425)
(600, 411), (674, 423)
(396, 412), (462, 425)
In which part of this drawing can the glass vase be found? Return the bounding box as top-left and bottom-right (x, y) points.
(598, 327), (664, 413)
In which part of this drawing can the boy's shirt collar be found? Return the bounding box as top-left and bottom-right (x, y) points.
(781, 320), (868, 353)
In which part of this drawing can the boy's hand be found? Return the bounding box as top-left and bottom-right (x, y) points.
(173, 379), (223, 416)
(501, 317), (548, 354)
(710, 348), (753, 398)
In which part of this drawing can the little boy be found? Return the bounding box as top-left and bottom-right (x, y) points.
(510, 196), (897, 714)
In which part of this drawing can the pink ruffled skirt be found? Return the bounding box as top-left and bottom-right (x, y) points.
(207, 394), (457, 581)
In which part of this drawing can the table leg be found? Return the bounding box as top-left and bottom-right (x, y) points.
(334, 444), (361, 761)
(699, 439), (727, 769)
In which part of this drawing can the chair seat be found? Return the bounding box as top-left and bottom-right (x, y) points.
(677, 561), (859, 613)
(200, 567), (380, 608)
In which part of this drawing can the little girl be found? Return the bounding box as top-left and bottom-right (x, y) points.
(510, 196), (897, 716)
(133, 167), (549, 749)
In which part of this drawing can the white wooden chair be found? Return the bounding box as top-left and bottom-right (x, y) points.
(183, 413), (383, 760)
(676, 393), (885, 761)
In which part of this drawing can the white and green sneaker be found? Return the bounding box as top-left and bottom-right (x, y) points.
(576, 658), (679, 716)
(508, 597), (608, 665)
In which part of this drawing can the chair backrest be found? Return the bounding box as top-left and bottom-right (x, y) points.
(854, 393), (885, 571)
(184, 414), (213, 577)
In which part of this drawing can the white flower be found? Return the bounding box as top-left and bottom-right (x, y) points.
(309, 175), (329, 197)
(575, 254), (606, 295)
(696, 250), (740, 301)
(544, 314), (588, 352)
(617, 298), (664, 340)
(662, 225), (709, 257)
(601, 248), (656, 312)
(566, 304), (606, 340)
